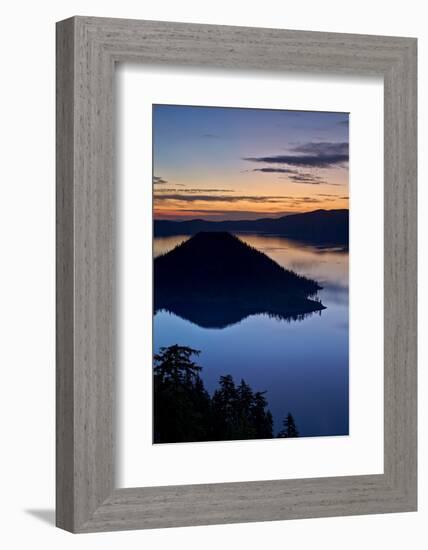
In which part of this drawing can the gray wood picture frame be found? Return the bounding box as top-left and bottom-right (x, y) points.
(56, 16), (417, 533)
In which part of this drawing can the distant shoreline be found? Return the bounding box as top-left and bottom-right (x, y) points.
(154, 209), (349, 246)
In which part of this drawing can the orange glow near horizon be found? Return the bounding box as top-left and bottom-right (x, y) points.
(154, 199), (349, 220)
(154, 174), (349, 220)
(153, 105), (349, 221)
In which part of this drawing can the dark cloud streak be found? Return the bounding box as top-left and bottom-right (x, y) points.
(244, 141), (348, 168)
(154, 194), (341, 205)
(154, 194), (303, 204)
(288, 173), (327, 185)
(155, 188), (233, 193)
(292, 142), (348, 156)
(153, 176), (168, 185)
(251, 167), (298, 174)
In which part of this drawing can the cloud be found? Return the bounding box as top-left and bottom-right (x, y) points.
(153, 194), (342, 206)
(296, 197), (324, 203)
(172, 189), (234, 193)
(153, 176), (168, 185)
(244, 141), (348, 168)
(244, 154), (341, 168)
(154, 194), (298, 204)
(250, 166), (328, 184)
(155, 188), (234, 194)
(288, 173), (327, 185)
(291, 141), (348, 157)
(254, 170), (343, 185)
(251, 167), (298, 174)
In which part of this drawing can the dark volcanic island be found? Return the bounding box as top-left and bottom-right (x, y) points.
(154, 232), (325, 328)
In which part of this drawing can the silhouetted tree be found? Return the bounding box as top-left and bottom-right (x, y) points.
(211, 375), (238, 439)
(251, 391), (274, 439)
(236, 380), (257, 438)
(154, 345), (275, 443)
(154, 344), (202, 384)
(278, 412), (299, 438)
(153, 345), (210, 443)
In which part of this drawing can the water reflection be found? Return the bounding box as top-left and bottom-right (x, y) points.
(154, 234), (190, 257)
(154, 233), (349, 437)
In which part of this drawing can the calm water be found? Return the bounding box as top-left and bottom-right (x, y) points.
(154, 234), (349, 437)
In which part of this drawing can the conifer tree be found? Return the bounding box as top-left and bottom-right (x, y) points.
(278, 412), (299, 438)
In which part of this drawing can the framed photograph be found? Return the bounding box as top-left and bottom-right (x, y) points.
(56, 16), (417, 532)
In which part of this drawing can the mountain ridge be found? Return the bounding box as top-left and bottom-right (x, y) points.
(154, 208), (349, 245)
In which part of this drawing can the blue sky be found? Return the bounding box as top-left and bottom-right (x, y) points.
(153, 104), (349, 220)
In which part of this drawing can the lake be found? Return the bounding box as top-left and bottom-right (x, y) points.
(153, 233), (349, 438)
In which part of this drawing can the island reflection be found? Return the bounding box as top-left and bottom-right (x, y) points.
(154, 232), (325, 329)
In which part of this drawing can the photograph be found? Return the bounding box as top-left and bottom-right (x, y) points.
(0, 2), (418, 541)
(152, 104), (349, 444)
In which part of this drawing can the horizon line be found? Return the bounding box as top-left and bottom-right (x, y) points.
(154, 207), (349, 223)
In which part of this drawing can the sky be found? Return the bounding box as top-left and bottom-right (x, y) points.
(153, 104), (349, 221)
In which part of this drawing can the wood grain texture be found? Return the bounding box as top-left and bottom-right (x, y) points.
(56, 16), (417, 533)
(56, 18), (75, 532)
